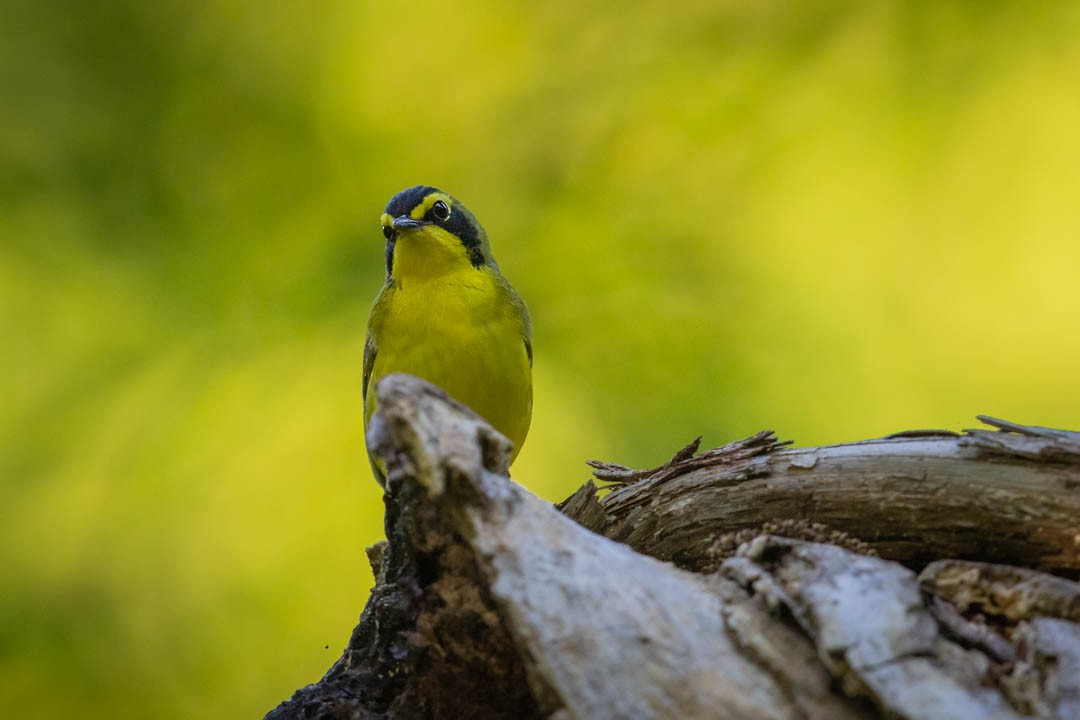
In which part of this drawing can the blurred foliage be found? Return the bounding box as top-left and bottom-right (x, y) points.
(4, 0), (1080, 717)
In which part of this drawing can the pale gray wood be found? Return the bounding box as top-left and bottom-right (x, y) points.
(724, 536), (1024, 720)
(267, 375), (1080, 720)
(918, 560), (1080, 719)
(371, 376), (818, 719)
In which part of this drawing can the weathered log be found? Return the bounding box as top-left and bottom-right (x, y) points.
(265, 375), (1080, 720)
(567, 420), (1080, 577)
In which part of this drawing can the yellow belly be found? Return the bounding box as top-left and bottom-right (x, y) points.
(366, 275), (532, 460)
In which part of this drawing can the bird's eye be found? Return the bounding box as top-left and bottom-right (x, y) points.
(382, 225), (394, 240)
(430, 200), (450, 222)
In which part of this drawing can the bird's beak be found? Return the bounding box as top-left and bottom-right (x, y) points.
(392, 215), (424, 230)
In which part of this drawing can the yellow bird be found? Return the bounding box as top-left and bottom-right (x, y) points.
(363, 186), (533, 484)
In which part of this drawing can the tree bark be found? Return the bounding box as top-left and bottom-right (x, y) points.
(265, 375), (1080, 720)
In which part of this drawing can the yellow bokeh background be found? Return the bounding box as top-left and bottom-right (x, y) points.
(3, 2), (1080, 717)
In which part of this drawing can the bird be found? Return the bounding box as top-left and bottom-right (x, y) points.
(363, 185), (533, 485)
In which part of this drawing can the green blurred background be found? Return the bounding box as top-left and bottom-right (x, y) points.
(4, 1), (1080, 717)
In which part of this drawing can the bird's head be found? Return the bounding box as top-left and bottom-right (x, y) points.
(380, 186), (496, 280)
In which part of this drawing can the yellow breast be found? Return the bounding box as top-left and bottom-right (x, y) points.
(366, 267), (532, 461)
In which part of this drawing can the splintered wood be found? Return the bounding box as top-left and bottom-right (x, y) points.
(266, 376), (1080, 720)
